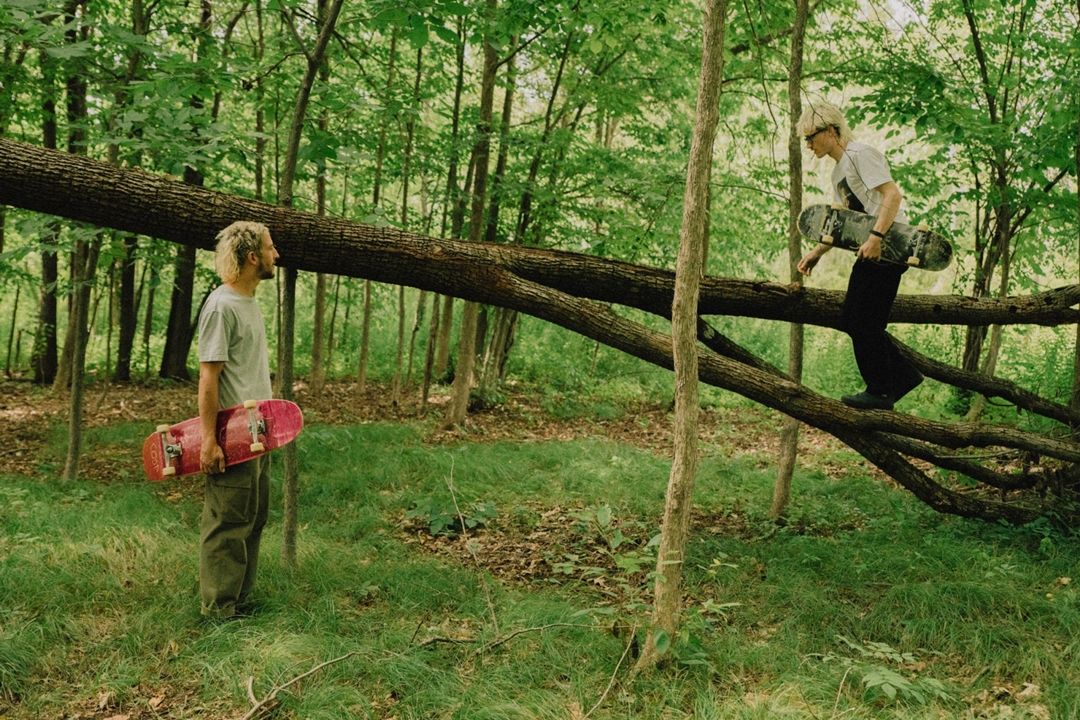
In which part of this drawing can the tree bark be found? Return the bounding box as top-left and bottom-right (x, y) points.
(53, 0), (91, 392)
(62, 238), (101, 480)
(635, 0), (728, 675)
(1072, 87), (1080, 423)
(771, 0), (810, 520)
(4, 137), (1079, 333)
(445, 0), (500, 429)
(277, 0), (345, 568)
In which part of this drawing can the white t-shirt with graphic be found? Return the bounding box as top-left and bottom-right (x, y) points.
(832, 141), (908, 224)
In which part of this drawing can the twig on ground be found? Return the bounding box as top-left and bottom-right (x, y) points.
(477, 623), (611, 655)
(445, 456), (500, 639)
(239, 651), (357, 720)
(417, 635), (477, 648)
(408, 613), (429, 645)
(830, 666), (854, 720)
(582, 624), (638, 720)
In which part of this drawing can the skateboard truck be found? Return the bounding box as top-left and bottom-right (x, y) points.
(155, 425), (182, 477)
(906, 223), (931, 266)
(244, 400), (266, 453)
(820, 203), (844, 245)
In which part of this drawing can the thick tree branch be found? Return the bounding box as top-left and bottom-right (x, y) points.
(0, 138), (1076, 522)
(1, 139), (1076, 329)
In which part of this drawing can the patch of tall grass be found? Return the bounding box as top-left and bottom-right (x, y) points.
(1, 409), (1078, 718)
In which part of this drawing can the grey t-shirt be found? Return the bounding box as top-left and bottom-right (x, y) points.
(198, 284), (273, 409)
(832, 141), (908, 224)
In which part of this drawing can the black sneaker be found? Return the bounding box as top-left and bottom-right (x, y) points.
(841, 391), (894, 411)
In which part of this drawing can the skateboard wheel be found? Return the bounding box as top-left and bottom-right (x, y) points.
(821, 235), (834, 245)
(906, 257), (921, 266)
(156, 424), (170, 433)
(250, 442), (265, 453)
(162, 466), (176, 477)
(243, 399), (259, 409)
(917, 223), (929, 231)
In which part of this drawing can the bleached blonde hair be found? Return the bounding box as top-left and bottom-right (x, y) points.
(797, 101), (855, 144)
(213, 221), (269, 283)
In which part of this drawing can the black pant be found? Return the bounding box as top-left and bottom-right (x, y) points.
(840, 259), (921, 397)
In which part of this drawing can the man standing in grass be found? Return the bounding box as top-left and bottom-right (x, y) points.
(197, 221), (279, 619)
(797, 101), (923, 411)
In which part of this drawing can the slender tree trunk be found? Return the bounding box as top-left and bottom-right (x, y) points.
(445, 0), (500, 429)
(515, 30), (573, 244)
(310, 24), (332, 396)
(278, 0), (344, 568)
(432, 21), (467, 382)
(393, 49), (422, 405)
(434, 294), (454, 380)
(968, 239), (1013, 420)
(115, 235), (138, 382)
(62, 239), (101, 480)
(255, 0), (266, 201)
(101, 259), (116, 387)
(405, 289), (426, 392)
(771, 0), (809, 520)
(326, 275), (341, 373)
(357, 34), (398, 394)
(32, 48), (59, 385)
(53, 0), (90, 391)
(421, 291), (440, 408)
(5, 284), (19, 378)
(1070, 84), (1080, 421)
(358, 280), (371, 391)
(480, 38), (519, 395)
(635, 0), (727, 674)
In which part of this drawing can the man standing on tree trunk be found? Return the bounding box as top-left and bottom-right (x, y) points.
(797, 101), (923, 411)
(197, 221), (279, 619)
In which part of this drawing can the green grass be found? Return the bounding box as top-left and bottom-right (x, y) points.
(1, 413), (1077, 719)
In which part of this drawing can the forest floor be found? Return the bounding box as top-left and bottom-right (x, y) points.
(0, 377), (1073, 720)
(0, 375), (865, 487)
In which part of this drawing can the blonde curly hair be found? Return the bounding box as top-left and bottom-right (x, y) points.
(797, 101), (854, 144)
(213, 221), (269, 283)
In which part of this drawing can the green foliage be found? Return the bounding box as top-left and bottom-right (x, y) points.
(406, 496), (497, 537)
(819, 636), (953, 707)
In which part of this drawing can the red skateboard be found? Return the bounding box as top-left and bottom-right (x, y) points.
(141, 399), (303, 481)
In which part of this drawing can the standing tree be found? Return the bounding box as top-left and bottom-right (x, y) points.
(771, 0), (810, 519)
(445, 0), (499, 429)
(635, 0), (728, 674)
(276, 0), (344, 567)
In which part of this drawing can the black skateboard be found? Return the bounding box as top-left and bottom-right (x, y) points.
(798, 204), (953, 271)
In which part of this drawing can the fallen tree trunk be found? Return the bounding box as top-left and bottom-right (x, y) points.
(0, 138), (1076, 522)
(0, 138), (1076, 329)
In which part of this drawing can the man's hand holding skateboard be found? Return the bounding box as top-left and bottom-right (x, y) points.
(201, 437), (226, 475)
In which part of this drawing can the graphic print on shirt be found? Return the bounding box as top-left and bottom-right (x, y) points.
(837, 177), (865, 214)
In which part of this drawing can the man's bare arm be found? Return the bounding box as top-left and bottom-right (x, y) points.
(858, 180), (903, 261)
(199, 361), (226, 474)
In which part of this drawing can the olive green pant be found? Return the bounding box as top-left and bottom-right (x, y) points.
(199, 455), (271, 618)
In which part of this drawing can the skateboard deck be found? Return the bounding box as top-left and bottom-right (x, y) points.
(141, 399), (303, 481)
(798, 203), (953, 271)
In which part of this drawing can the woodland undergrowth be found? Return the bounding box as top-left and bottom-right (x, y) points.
(0, 377), (1078, 719)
